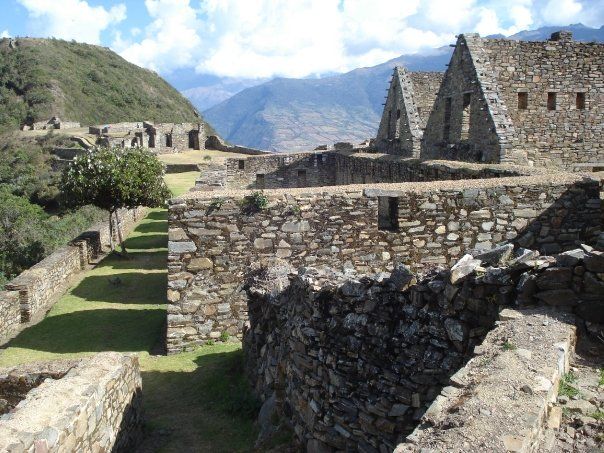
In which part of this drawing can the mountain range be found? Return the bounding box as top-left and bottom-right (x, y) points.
(197, 24), (604, 151)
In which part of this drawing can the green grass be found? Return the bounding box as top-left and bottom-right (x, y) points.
(558, 372), (580, 398)
(502, 341), (517, 351)
(0, 175), (258, 452)
(164, 171), (200, 197)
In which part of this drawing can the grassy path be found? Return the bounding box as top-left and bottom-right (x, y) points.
(0, 172), (258, 452)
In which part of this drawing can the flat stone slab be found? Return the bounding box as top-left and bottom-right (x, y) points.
(395, 308), (576, 453)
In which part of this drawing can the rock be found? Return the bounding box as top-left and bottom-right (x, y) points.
(281, 220), (311, 233)
(253, 238), (273, 249)
(556, 249), (586, 267)
(510, 248), (540, 267)
(168, 241), (197, 253)
(472, 243), (514, 266)
(307, 439), (331, 453)
(535, 289), (579, 306)
(565, 399), (596, 415)
(450, 254), (482, 284)
(188, 257), (213, 271)
(536, 268), (572, 290)
(583, 272), (604, 294)
(547, 406), (562, 429)
(256, 393), (277, 443)
(584, 252), (604, 273)
(575, 299), (604, 323)
(390, 264), (416, 291)
(388, 403), (410, 417)
(444, 318), (467, 343)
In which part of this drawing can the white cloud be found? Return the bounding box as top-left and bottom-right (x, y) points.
(114, 0), (203, 73)
(18, 0), (126, 44)
(541, 0), (583, 24)
(113, 0), (601, 79)
(0, 30), (10, 38)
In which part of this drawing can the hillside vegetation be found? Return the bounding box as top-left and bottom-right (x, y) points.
(0, 37), (213, 132)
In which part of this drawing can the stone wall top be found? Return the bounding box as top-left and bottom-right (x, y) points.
(175, 169), (589, 200)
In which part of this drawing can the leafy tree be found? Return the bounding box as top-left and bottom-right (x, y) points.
(60, 147), (170, 253)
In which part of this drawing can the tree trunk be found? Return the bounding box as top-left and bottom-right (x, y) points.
(108, 211), (115, 252)
(115, 209), (128, 255)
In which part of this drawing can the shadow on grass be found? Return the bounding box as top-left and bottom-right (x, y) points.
(146, 210), (168, 221)
(137, 348), (260, 453)
(70, 272), (167, 304)
(133, 221), (168, 234)
(103, 250), (166, 271)
(123, 233), (168, 250)
(5, 308), (165, 353)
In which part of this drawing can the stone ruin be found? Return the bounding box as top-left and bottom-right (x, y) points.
(89, 121), (206, 153)
(374, 32), (604, 170)
(20, 116), (80, 131)
(0, 353), (142, 452)
(165, 30), (603, 452)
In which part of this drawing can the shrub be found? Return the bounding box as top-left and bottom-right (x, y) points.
(240, 191), (268, 215)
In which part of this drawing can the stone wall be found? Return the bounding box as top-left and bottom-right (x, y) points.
(204, 135), (274, 156)
(1, 207), (145, 343)
(0, 352), (142, 452)
(222, 152), (337, 190)
(194, 151), (539, 192)
(166, 175), (600, 352)
(243, 245), (602, 451)
(93, 121), (205, 153)
(422, 32), (604, 169)
(375, 69), (442, 157)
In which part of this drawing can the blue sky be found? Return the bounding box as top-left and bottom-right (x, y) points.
(1, 0), (603, 81)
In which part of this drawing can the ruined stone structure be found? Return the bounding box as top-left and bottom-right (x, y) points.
(421, 32), (604, 169)
(0, 353), (142, 452)
(21, 116), (80, 131)
(375, 69), (442, 157)
(0, 207), (145, 343)
(167, 151), (600, 352)
(244, 242), (600, 451)
(90, 121), (205, 153)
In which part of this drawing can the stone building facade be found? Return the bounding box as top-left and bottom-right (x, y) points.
(92, 121), (205, 153)
(421, 31), (604, 169)
(375, 69), (442, 156)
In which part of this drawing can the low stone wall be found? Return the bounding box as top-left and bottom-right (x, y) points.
(396, 308), (576, 452)
(166, 175), (601, 352)
(1, 207), (146, 342)
(0, 352), (142, 452)
(205, 135), (274, 156)
(195, 152), (538, 192)
(243, 245), (601, 451)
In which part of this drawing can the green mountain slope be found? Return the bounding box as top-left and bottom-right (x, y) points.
(0, 37), (213, 133)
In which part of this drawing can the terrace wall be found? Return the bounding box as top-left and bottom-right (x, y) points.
(0, 207), (146, 343)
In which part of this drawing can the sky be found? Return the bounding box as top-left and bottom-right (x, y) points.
(1, 0), (603, 81)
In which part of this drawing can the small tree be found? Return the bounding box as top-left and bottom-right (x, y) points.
(60, 147), (170, 254)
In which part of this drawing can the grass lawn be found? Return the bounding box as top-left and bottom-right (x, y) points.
(0, 172), (259, 452)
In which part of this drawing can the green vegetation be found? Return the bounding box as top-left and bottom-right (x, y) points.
(591, 410), (604, 421)
(60, 147), (170, 252)
(0, 174), (260, 452)
(0, 37), (214, 133)
(241, 191), (269, 215)
(502, 341), (517, 351)
(0, 132), (105, 287)
(559, 372), (580, 398)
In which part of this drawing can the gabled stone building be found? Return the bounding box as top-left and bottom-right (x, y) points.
(421, 31), (604, 169)
(375, 68), (442, 157)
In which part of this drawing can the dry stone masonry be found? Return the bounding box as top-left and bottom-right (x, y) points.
(166, 173), (600, 352)
(243, 244), (602, 451)
(420, 32), (604, 169)
(0, 353), (142, 452)
(0, 207), (145, 344)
